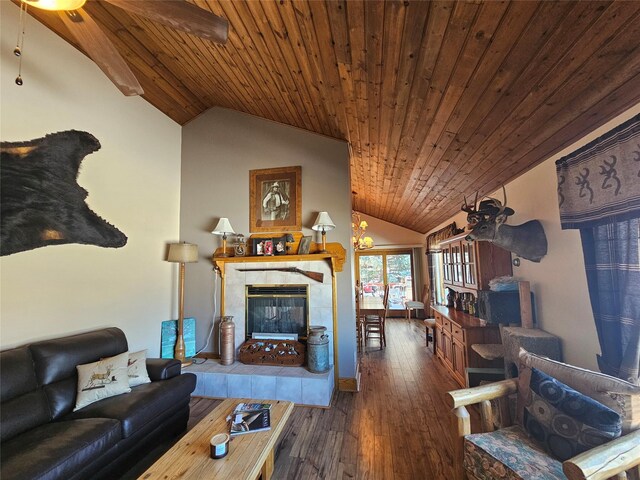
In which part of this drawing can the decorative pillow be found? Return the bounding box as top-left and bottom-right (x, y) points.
(518, 367), (622, 461)
(519, 348), (640, 434)
(127, 350), (151, 387)
(74, 352), (131, 411)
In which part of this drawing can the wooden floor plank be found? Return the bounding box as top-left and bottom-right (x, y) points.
(123, 317), (479, 479)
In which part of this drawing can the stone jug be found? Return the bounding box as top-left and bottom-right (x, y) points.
(307, 325), (330, 373)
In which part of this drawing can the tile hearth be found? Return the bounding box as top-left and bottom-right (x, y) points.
(185, 359), (334, 407)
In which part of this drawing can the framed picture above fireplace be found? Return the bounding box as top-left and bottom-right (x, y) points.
(249, 166), (302, 233)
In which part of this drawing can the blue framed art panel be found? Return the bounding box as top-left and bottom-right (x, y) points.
(161, 317), (196, 359)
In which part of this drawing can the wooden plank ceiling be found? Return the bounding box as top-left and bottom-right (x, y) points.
(21, 0), (640, 233)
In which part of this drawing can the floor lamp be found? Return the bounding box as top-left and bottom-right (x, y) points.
(167, 242), (198, 367)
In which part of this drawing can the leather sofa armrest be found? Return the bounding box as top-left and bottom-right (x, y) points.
(146, 358), (182, 381)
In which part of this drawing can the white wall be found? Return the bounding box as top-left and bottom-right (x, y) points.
(180, 108), (357, 378)
(427, 103), (640, 370)
(0, 2), (182, 354)
(355, 212), (425, 247)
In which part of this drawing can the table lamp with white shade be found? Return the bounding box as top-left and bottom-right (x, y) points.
(167, 242), (198, 367)
(211, 218), (236, 257)
(312, 211), (335, 253)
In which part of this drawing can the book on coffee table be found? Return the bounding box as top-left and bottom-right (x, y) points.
(234, 402), (272, 412)
(230, 408), (271, 436)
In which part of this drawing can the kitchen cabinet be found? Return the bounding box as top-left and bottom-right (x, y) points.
(432, 305), (502, 387)
(440, 233), (512, 294)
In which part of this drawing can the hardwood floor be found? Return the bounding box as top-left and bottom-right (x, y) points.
(185, 317), (479, 479)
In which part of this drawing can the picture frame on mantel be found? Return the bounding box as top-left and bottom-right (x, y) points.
(298, 236), (312, 255)
(250, 166), (302, 233)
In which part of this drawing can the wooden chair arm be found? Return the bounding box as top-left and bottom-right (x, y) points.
(448, 378), (518, 409)
(562, 429), (640, 480)
(449, 379), (519, 480)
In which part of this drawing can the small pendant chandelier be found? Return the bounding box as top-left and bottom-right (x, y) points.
(352, 211), (374, 250)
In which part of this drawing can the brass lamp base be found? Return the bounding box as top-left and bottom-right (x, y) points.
(319, 231), (328, 253)
(218, 235), (231, 257)
(175, 331), (192, 368)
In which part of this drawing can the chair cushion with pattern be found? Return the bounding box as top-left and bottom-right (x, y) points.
(519, 348), (640, 434)
(464, 425), (565, 480)
(517, 367), (622, 462)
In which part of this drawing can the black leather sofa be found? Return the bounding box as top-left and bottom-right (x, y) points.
(0, 327), (196, 480)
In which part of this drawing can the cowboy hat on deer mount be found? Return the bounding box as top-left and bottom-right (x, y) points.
(462, 186), (547, 263)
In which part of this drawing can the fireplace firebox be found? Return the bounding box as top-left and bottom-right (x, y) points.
(245, 285), (309, 339)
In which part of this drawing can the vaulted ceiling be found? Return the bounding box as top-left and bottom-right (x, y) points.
(21, 0), (640, 233)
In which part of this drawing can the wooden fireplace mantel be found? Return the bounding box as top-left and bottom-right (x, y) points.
(212, 239), (345, 387)
(212, 242), (346, 278)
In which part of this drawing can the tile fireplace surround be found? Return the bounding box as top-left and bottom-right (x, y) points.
(187, 257), (337, 407)
(185, 361), (334, 407)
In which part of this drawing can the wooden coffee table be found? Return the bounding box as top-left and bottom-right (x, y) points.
(138, 398), (294, 480)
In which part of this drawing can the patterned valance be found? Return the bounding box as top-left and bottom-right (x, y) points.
(556, 113), (640, 229)
(426, 222), (459, 253)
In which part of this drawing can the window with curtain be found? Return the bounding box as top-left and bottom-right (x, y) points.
(556, 113), (640, 384)
(425, 222), (459, 308)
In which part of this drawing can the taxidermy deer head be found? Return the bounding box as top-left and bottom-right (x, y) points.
(462, 186), (548, 263)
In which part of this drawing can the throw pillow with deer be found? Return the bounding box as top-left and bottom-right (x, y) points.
(74, 351), (131, 411)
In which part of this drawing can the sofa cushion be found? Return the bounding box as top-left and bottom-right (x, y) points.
(30, 328), (128, 386)
(0, 347), (52, 442)
(464, 425), (565, 480)
(0, 418), (121, 480)
(127, 350), (151, 387)
(518, 367), (622, 461)
(1, 391), (52, 444)
(519, 348), (640, 434)
(0, 346), (39, 402)
(66, 372), (196, 438)
(74, 352), (131, 411)
(29, 328), (129, 420)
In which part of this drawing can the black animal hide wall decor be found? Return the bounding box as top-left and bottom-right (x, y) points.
(0, 130), (128, 256)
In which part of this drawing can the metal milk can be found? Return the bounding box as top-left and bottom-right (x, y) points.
(220, 316), (235, 366)
(307, 325), (330, 373)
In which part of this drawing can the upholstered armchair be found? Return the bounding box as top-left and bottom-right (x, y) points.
(448, 350), (640, 480)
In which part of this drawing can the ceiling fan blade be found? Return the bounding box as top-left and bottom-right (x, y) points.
(105, 0), (228, 44)
(57, 8), (143, 96)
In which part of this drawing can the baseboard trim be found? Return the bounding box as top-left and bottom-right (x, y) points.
(338, 363), (361, 392)
(195, 352), (219, 359)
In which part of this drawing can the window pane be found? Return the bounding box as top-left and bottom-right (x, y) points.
(387, 253), (412, 309)
(359, 255), (384, 298)
(357, 251), (415, 310)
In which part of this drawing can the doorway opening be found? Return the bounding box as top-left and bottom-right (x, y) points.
(355, 249), (415, 310)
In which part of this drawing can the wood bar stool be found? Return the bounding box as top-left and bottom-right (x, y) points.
(424, 318), (436, 354)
